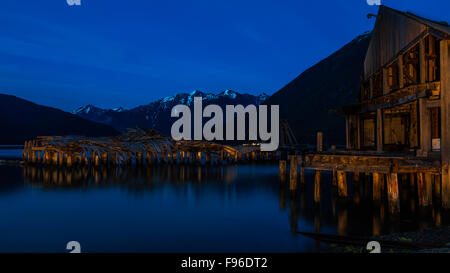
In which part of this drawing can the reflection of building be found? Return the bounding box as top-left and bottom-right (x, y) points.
(341, 6), (449, 206)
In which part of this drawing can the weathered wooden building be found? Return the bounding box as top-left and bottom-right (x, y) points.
(342, 6), (450, 207)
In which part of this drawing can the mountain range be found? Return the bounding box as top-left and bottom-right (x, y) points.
(73, 90), (268, 136)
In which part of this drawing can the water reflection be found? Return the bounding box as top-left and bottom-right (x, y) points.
(0, 164), (447, 252)
(23, 164), (239, 190)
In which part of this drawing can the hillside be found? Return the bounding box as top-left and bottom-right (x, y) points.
(0, 94), (119, 144)
(264, 32), (371, 146)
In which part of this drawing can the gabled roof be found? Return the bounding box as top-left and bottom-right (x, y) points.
(363, 5), (449, 79)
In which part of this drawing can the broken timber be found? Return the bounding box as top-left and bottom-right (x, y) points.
(22, 128), (278, 167)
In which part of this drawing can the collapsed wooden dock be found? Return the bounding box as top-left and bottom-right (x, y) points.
(22, 128), (279, 167)
(279, 146), (443, 215)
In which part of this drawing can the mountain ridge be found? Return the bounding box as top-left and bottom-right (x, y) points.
(0, 94), (119, 144)
(73, 89), (268, 135)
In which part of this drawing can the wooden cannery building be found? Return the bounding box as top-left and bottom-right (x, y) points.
(343, 5), (450, 207)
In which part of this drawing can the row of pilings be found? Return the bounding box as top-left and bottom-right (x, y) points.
(279, 155), (445, 217)
(23, 142), (282, 167)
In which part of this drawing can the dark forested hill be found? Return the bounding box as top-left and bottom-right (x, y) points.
(0, 94), (119, 144)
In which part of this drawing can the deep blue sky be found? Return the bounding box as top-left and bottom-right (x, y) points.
(0, 0), (448, 111)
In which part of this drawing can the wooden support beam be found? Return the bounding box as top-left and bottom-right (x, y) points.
(66, 154), (72, 167)
(420, 38), (426, 84)
(433, 174), (441, 202)
(58, 152), (64, 165)
(337, 171), (347, 199)
(317, 132), (323, 152)
(387, 173), (400, 215)
(373, 173), (382, 204)
(332, 170), (337, 187)
(418, 172), (433, 207)
(300, 165), (305, 185)
(314, 170), (321, 204)
(376, 108), (383, 152)
(353, 172), (360, 183)
(418, 98), (431, 156)
(440, 39), (450, 208)
(398, 55), (404, 89)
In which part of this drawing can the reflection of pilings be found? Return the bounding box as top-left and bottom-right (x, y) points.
(23, 164), (240, 187)
(279, 160), (286, 182)
(289, 192), (298, 232)
(336, 205), (348, 236)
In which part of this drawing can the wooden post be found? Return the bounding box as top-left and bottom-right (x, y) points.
(136, 152), (142, 165)
(418, 172), (432, 207)
(376, 108), (383, 152)
(30, 150), (36, 163)
(420, 38), (426, 83)
(279, 160), (286, 181)
(300, 164), (305, 185)
(66, 154), (72, 167)
(58, 152), (64, 165)
(94, 153), (100, 166)
(373, 173), (382, 205)
(197, 152), (202, 165)
(387, 173), (400, 214)
(332, 170), (337, 187)
(398, 54), (404, 89)
(51, 151), (58, 165)
(317, 132), (323, 152)
(289, 156), (297, 191)
(418, 98), (431, 156)
(314, 170), (321, 204)
(440, 39), (450, 208)
(433, 174), (441, 202)
(337, 171), (347, 199)
(102, 152), (109, 165)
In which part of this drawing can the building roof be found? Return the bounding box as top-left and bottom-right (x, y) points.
(363, 5), (449, 79)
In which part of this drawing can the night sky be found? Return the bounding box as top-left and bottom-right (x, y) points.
(0, 0), (448, 111)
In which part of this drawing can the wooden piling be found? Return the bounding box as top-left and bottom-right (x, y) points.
(66, 154), (72, 167)
(332, 169), (337, 187)
(433, 174), (441, 202)
(372, 173), (382, 205)
(387, 173), (400, 215)
(279, 160), (287, 180)
(289, 156), (297, 191)
(317, 132), (323, 152)
(417, 173), (433, 207)
(314, 170), (321, 204)
(337, 171), (347, 199)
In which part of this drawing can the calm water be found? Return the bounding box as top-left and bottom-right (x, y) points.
(0, 148), (447, 253)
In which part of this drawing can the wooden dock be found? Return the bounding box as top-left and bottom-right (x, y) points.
(278, 150), (443, 214)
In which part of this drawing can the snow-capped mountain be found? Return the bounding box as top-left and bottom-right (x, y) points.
(74, 90), (268, 135)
